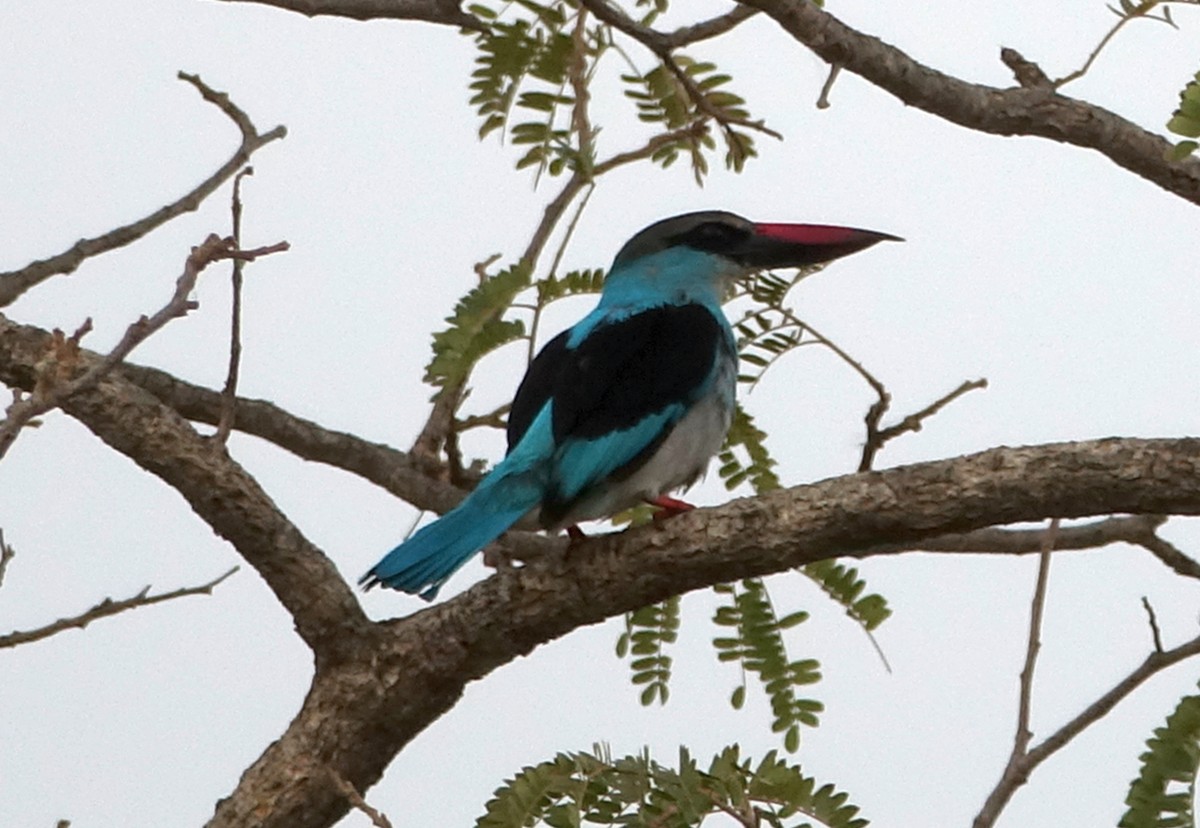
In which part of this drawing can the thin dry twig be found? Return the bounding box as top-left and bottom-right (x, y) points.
(328, 768), (394, 828)
(0, 567), (238, 649)
(860, 378), (989, 471)
(1053, 0), (1193, 88)
(0, 73), (286, 307)
(974, 516), (1132, 825)
(0, 528), (14, 590)
(0, 236), (288, 460)
(214, 167), (256, 445)
(1017, 521), (1057, 754)
(1142, 597), (1165, 653)
(816, 63), (842, 109)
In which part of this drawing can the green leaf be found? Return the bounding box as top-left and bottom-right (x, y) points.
(1167, 70), (1200, 140)
(1169, 140), (1199, 161)
(535, 268), (606, 304)
(717, 405), (780, 494)
(803, 560), (892, 632)
(423, 263), (531, 397)
(477, 744), (873, 825)
(1120, 684), (1200, 828)
(711, 578), (823, 751)
(619, 597), (680, 706)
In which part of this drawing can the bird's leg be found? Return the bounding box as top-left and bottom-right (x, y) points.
(647, 494), (696, 521)
(566, 525), (586, 541)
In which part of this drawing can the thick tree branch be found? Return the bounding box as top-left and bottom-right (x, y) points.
(737, 0), (1200, 206)
(118, 361), (468, 515)
(209, 435), (1200, 828)
(211, 0), (485, 29)
(0, 314), (367, 653)
(0, 73), (286, 307)
(0, 568), (238, 649)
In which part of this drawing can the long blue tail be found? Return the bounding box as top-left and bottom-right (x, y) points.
(361, 481), (536, 600)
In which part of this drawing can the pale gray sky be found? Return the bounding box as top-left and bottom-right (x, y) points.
(4, 1), (1200, 826)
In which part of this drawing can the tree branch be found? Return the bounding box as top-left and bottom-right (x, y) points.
(119, 358), (469, 515)
(0, 73), (287, 307)
(973, 519), (1058, 828)
(0, 568), (239, 649)
(0, 236), (287, 460)
(210, 0), (485, 29)
(0, 314), (368, 653)
(206, 434), (1200, 828)
(975, 621), (1200, 825)
(736, 0), (1200, 205)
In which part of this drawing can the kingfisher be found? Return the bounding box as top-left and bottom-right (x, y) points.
(363, 210), (898, 599)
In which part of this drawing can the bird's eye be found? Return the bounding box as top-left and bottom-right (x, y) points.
(680, 221), (749, 253)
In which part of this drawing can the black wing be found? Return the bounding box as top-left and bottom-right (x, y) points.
(506, 303), (724, 453)
(507, 329), (570, 452)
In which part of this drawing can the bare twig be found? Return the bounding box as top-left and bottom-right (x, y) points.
(1142, 596), (1165, 653)
(1018, 522), (1057, 751)
(328, 769), (394, 828)
(860, 378), (989, 471)
(214, 167), (256, 445)
(972, 518), (1055, 828)
(0, 567), (239, 649)
(0, 528), (14, 590)
(816, 63), (842, 109)
(0, 73), (286, 307)
(1053, 0), (1193, 88)
(1000, 48), (1051, 90)
(0, 235), (288, 460)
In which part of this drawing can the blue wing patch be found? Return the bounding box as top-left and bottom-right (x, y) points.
(505, 302), (727, 525)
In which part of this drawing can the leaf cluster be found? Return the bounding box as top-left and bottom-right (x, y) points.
(622, 55), (758, 183)
(1120, 686), (1200, 828)
(714, 579), (823, 753)
(616, 597), (680, 705)
(423, 263), (530, 399)
(477, 744), (869, 827)
(801, 561), (892, 633)
(1166, 69), (1200, 160)
(718, 405), (780, 493)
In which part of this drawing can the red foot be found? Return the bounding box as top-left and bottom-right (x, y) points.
(647, 494), (696, 521)
(566, 525), (586, 541)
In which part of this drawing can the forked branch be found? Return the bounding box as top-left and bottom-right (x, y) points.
(0, 73), (286, 307)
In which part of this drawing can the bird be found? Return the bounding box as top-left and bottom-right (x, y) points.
(362, 210), (899, 599)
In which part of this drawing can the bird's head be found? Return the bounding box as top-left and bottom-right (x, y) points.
(612, 210), (900, 278)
